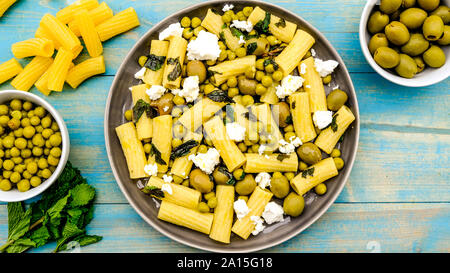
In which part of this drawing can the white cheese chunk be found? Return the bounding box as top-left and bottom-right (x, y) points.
(238, 35), (245, 45)
(230, 20), (253, 32)
(258, 144), (266, 155)
(278, 136), (302, 154)
(222, 4), (234, 12)
(262, 201), (285, 225)
(159, 22), (184, 41)
(162, 174), (173, 183)
(134, 67), (146, 80)
(144, 163), (158, 177)
(275, 75), (305, 99)
(225, 122), (246, 142)
(255, 172), (271, 189)
(188, 148), (220, 174)
(313, 110), (333, 129)
(250, 216), (265, 235)
(299, 63), (307, 75)
(314, 58), (339, 77)
(234, 199), (250, 220)
(161, 183), (173, 195)
(172, 76), (200, 102)
(186, 30), (221, 61)
(146, 85), (166, 100)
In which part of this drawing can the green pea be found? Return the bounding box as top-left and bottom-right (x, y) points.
(49, 134), (62, 147)
(14, 138), (27, 150)
(3, 159), (14, 171)
(331, 148), (341, 158)
(21, 149), (31, 158)
(11, 110), (22, 120)
(30, 176), (42, 187)
(22, 101), (32, 111)
(315, 183), (327, 195)
(13, 128), (23, 138)
(0, 115), (9, 126)
(41, 168), (52, 179)
(261, 75), (273, 87)
(198, 202), (210, 213)
(41, 116), (52, 128)
(180, 16), (191, 28)
(8, 118), (21, 130)
(10, 99), (22, 111)
(3, 136), (15, 149)
(235, 47), (247, 58)
(0, 179), (11, 191)
(207, 197), (218, 209)
(334, 157), (345, 170)
(10, 172), (21, 183)
(22, 170), (32, 179)
(50, 147), (62, 157)
(21, 118), (30, 127)
(30, 116), (40, 126)
(0, 105), (8, 115)
(34, 106), (46, 118)
(32, 147), (43, 157)
(17, 179), (30, 192)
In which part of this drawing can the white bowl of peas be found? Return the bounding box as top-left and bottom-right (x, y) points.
(0, 90), (70, 202)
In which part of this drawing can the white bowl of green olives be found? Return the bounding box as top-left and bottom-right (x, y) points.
(0, 90), (70, 202)
(360, 0), (449, 87)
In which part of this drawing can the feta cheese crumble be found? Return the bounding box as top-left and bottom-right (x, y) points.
(162, 174), (173, 183)
(188, 148), (220, 174)
(255, 172), (271, 189)
(299, 63), (307, 75)
(144, 163), (158, 176)
(275, 75), (305, 99)
(258, 144), (266, 155)
(172, 76), (200, 102)
(134, 67), (146, 80)
(250, 216), (265, 235)
(278, 136), (302, 154)
(314, 58), (339, 77)
(234, 199), (250, 220)
(262, 202), (285, 225)
(311, 48), (316, 57)
(159, 22), (184, 41)
(222, 4), (234, 12)
(313, 110), (333, 129)
(238, 35), (245, 45)
(226, 122), (246, 142)
(161, 183), (173, 195)
(186, 30), (221, 61)
(146, 85), (166, 100)
(230, 20), (253, 32)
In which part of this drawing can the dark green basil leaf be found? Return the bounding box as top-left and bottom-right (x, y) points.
(132, 99), (157, 122)
(170, 140), (199, 160)
(263, 59), (279, 71)
(144, 54), (166, 71)
(254, 12), (271, 33)
(150, 144), (167, 165)
(301, 167), (315, 178)
(167, 57), (182, 81)
(207, 89), (234, 103)
(275, 18), (286, 28)
(246, 42), (257, 55)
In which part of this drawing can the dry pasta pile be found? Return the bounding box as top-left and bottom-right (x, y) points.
(116, 4), (356, 243)
(0, 0), (140, 95)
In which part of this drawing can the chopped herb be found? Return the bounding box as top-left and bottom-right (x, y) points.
(230, 27), (244, 38)
(144, 54), (166, 71)
(132, 99), (157, 122)
(246, 42), (257, 55)
(275, 18), (286, 28)
(150, 144), (167, 165)
(170, 140), (199, 160)
(245, 34), (259, 40)
(262, 44), (287, 57)
(242, 110), (257, 122)
(222, 23), (227, 29)
(207, 89), (234, 103)
(285, 115), (292, 124)
(276, 154), (290, 162)
(263, 59), (279, 71)
(167, 57), (182, 81)
(142, 185), (165, 199)
(330, 114), (339, 132)
(291, 101), (296, 109)
(219, 31), (226, 41)
(254, 12), (271, 33)
(301, 167), (315, 178)
(338, 135), (344, 143)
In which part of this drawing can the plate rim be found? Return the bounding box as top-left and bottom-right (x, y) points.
(104, 0), (360, 253)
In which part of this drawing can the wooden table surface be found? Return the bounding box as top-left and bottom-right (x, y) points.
(0, 0), (448, 253)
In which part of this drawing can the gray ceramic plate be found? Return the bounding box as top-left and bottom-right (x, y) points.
(104, 0), (360, 252)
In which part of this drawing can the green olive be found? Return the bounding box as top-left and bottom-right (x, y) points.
(423, 15), (444, 41)
(400, 33), (429, 56)
(422, 45), (446, 68)
(399, 8), (428, 29)
(212, 167), (231, 185)
(186, 60), (207, 83)
(237, 76), (257, 95)
(327, 89), (348, 111)
(269, 175), (290, 198)
(430, 5), (450, 24)
(380, 0), (402, 14)
(374, 46), (400, 68)
(417, 0), (440, 11)
(283, 192), (305, 217)
(413, 56), (426, 73)
(395, 54), (418, 78)
(189, 169), (214, 193)
(401, 0), (416, 8)
(367, 11), (390, 34)
(437, 25), (450, 46)
(246, 37), (269, 56)
(369, 33), (389, 55)
(235, 174), (256, 196)
(297, 143), (322, 165)
(150, 93), (174, 115)
(385, 21), (410, 46)
(273, 102), (291, 128)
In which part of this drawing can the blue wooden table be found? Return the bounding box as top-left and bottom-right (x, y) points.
(0, 0), (449, 253)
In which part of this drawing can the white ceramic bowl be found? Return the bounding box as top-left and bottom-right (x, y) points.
(359, 0), (450, 87)
(0, 90), (70, 202)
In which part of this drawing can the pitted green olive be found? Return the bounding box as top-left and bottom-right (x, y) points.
(189, 169), (214, 193)
(423, 15), (444, 41)
(437, 25), (450, 46)
(213, 167), (230, 185)
(297, 143), (322, 165)
(273, 102), (291, 128)
(235, 174), (256, 196)
(369, 33), (389, 55)
(400, 33), (429, 56)
(238, 76), (257, 95)
(395, 54), (418, 78)
(380, 0), (402, 14)
(374, 47), (400, 68)
(368, 11), (390, 34)
(417, 0), (440, 11)
(283, 192), (305, 217)
(422, 45), (446, 68)
(430, 5), (450, 24)
(186, 60), (207, 83)
(413, 56), (426, 73)
(400, 8), (428, 29)
(269, 175), (290, 198)
(327, 89), (348, 112)
(385, 21), (410, 46)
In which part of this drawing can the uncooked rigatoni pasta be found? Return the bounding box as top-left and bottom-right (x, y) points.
(11, 38), (54, 59)
(74, 9), (103, 57)
(11, 56), (53, 91)
(96, 7), (140, 42)
(55, 0), (99, 24)
(0, 58), (22, 84)
(65, 55), (105, 88)
(47, 48), (73, 91)
(68, 2), (114, 37)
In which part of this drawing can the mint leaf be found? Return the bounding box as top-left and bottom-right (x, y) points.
(70, 184), (95, 207)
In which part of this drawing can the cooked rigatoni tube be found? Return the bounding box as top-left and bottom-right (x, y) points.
(68, 2), (114, 37)
(315, 106), (356, 154)
(11, 38), (54, 59)
(221, 28), (241, 51)
(148, 115), (172, 173)
(0, 58), (22, 84)
(75, 9), (103, 57)
(289, 92), (316, 143)
(66, 56), (105, 89)
(146, 176), (201, 209)
(209, 185), (235, 244)
(115, 122), (148, 179)
(178, 98), (225, 132)
(208, 55), (256, 85)
(96, 7), (140, 42)
(244, 153), (298, 173)
(39, 14), (82, 58)
(252, 103), (283, 151)
(299, 57), (327, 112)
(47, 48), (73, 92)
(275, 29), (315, 76)
(129, 84), (153, 140)
(158, 201), (214, 235)
(35, 69), (52, 96)
(35, 26), (61, 50)
(11, 56), (53, 91)
(0, 0), (16, 17)
(143, 40), (169, 86)
(162, 36), (187, 89)
(231, 187), (273, 240)
(200, 8), (223, 36)
(170, 131), (203, 179)
(260, 83), (279, 105)
(232, 103), (258, 142)
(56, 0), (99, 24)
(290, 157), (338, 195)
(203, 116), (246, 172)
(247, 6), (297, 43)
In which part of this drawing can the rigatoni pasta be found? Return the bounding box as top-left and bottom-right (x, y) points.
(0, 58), (22, 84)
(96, 7), (140, 42)
(47, 48), (73, 91)
(162, 36), (188, 89)
(289, 92), (317, 142)
(11, 56), (53, 91)
(148, 115), (173, 173)
(65, 56), (105, 88)
(129, 83), (153, 140)
(146, 176), (201, 209)
(143, 40), (169, 86)
(0, 0), (17, 17)
(209, 185), (235, 243)
(74, 9), (103, 57)
(11, 38), (54, 59)
(290, 158), (338, 195)
(299, 57), (327, 112)
(55, 0), (99, 24)
(68, 2), (114, 37)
